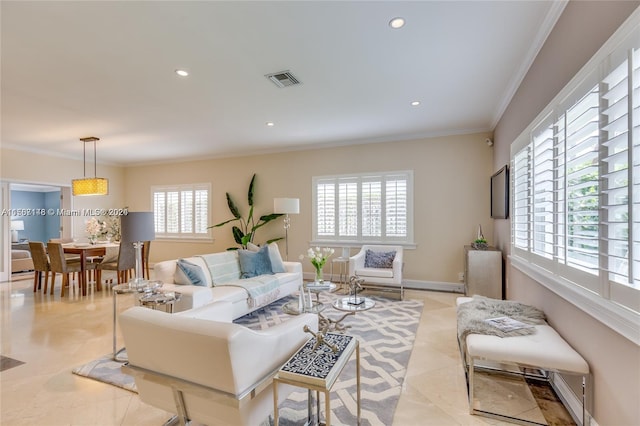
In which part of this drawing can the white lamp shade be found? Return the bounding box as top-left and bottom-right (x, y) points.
(10, 220), (25, 231)
(121, 212), (155, 242)
(273, 198), (300, 214)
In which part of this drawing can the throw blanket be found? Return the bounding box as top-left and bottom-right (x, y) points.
(197, 254), (281, 308)
(457, 296), (547, 348)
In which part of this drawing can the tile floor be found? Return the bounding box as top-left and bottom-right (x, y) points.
(1, 273), (570, 425)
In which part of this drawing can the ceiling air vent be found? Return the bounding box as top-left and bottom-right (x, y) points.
(265, 70), (301, 88)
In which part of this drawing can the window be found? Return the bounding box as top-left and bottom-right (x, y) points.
(152, 183), (210, 239)
(312, 171), (413, 244)
(511, 18), (640, 320)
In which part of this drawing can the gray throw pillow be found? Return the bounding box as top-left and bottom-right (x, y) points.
(364, 249), (396, 269)
(238, 245), (274, 278)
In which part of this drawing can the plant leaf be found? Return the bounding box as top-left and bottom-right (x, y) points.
(232, 226), (244, 245)
(227, 193), (241, 219)
(208, 218), (238, 229)
(241, 233), (252, 246)
(266, 237), (284, 244)
(259, 213), (284, 222)
(247, 173), (256, 206)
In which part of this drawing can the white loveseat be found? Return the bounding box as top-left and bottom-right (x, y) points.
(154, 247), (301, 318)
(120, 301), (317, 426)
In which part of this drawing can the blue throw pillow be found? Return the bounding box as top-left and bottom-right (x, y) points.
(176, 259), (208, 286)
(364, 249), (396, 269)
(238, 245), (274, 278)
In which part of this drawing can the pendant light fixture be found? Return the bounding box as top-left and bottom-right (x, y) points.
(72, 136), (109, 196)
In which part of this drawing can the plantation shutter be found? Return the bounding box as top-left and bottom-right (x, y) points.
(532, 122), (555, 259)
(181, 191), (193, 233)
(194, 189), (208, 234)
(361, 178), (381, 237)
(166, 191), (179, 234)
(338, 180), (358, 237)
(602, 55), (632, 285)
(512, 147), (531, 251)
(565, 86), (600, 276)
(153, 192), (166, 233)
(152, 184), (210, 239)
(313, 171), (413, 244)
(316, 181), (335, 237)
(386, 176), (408, 237)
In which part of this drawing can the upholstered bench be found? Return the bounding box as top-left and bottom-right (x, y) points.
(456, 297), (590, 425)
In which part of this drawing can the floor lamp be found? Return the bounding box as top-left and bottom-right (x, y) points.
(273, 198), (299, 260)
(120, 211), (155, 288)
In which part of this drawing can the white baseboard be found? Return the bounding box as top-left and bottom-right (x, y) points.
(403, 279), (464, 293)
(551, 372), (593, 426)
(318, 272), (464, 293)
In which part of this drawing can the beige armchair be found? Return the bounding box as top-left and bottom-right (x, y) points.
(349, 245), (404, 298)
(119, 301), (317, 426)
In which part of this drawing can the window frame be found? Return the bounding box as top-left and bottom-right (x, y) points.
(510, 11), (640, 344)
(151, 183), (212, 241)
(312, 170), (414, 246)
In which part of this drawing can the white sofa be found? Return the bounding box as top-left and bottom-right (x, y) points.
(120, 301), (317, 426)
(154, 249), (302, 318)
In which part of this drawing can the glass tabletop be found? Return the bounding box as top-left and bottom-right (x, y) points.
(333, 296), (376, 312)
(304, 281), (337, 293)
(282, 300), (326, 315)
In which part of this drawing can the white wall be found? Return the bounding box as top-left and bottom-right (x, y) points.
(124, 133), (495, 285)
(493, 2), (640, 424)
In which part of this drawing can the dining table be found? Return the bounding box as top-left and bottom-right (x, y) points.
(63, 242), (120, 295)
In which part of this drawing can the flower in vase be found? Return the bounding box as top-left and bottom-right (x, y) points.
(85, 217), (106, 242)
(300, 247), (334, 282)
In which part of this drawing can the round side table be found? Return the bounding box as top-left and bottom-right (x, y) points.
(138, 291), (182, 313)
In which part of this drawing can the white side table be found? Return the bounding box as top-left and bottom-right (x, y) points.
(273, 333), (360, 425)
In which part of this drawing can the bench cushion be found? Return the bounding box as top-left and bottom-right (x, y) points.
(466, 325), (589, 374)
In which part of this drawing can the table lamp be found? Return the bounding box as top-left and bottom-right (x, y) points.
(10, 220), (24, 243)
(273, 198), (299, 260)
(120, 212), (155, 288)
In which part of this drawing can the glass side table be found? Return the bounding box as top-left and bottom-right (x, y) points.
(138, 291), (181, 313)
(282, 300), (326, 315)
(305, 281), (337, 304)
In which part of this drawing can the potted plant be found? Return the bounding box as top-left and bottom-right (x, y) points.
(209, 174), (283, 249)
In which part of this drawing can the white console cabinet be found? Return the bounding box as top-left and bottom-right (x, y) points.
(463, 245), (503, 299)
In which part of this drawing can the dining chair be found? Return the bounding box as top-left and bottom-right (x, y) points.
(29, 241), (51, 293)
(96, 242), (136, 287)
(48, 238), (81, 262)
(47, 242), (91, 297)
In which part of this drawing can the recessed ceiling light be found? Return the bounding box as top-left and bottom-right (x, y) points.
(411, 101), (421, 106)
(389, 17), (405, 29)
(175, 69), (189, 77)
(266, 122), (275, 127)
